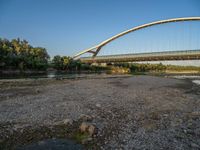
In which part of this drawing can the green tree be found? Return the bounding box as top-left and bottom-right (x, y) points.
(52, 55), (62, 70)
(0, 38), (49, 70)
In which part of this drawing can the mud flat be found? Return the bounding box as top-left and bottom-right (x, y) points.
(0, 75), (200, 149)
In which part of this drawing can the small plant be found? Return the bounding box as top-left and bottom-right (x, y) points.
(73, 132), (90, 143)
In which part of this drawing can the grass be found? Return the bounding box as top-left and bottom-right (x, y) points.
(73, 132), (90, 143)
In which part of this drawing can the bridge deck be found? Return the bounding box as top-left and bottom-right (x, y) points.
(80, 50), (200, 63)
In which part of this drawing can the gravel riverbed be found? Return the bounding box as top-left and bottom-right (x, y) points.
(0, 75), (200, 149)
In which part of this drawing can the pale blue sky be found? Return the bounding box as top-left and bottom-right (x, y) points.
(0, 0), (200, 57)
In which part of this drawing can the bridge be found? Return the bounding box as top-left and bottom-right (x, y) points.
(80, 50), (200, 63)
(73, 17), (200, 63)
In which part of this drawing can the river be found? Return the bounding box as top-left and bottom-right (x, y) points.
(171, 75), (200, 86)
(1, 71), (200, 87)
(0, 71), (107, 80)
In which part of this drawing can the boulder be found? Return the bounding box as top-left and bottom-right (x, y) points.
(79, 122), (97, 136)
(79, 122), (88, 133)
(88, 124), (96, 136)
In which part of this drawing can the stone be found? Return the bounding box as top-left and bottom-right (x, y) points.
(183, 129), (187, 134)
(35, 89), (40, 93)
(88, 124), (96, 136)
(95, 103), (101, 108)
(163, 114), (168, 117)
(13, 124), (22, 131)
(79, 122), (97, 136)
(54, 119), (73, 126)
(63, 119), (73, 125)
(79, 122), (88, 133)
(191, 143), (200, 148)
(79, 114), (93, 121)
(190, 111), (200, 119)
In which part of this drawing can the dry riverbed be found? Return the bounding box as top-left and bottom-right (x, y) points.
(0, 75), (200, 149)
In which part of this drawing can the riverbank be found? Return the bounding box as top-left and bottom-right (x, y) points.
(165, 70), (200, 74)
(1, 64), (200, 80)
(0, 75), (200, 149)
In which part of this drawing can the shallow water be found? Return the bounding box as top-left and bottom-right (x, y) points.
(192, 80), (200, 85)
(15, 139), (83, 150)
(171, 75), (200, 86)
(172, 75), (200, 79)
(0, 71), (106, 80)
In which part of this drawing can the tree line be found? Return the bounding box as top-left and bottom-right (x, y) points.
(113, 62), (200, 72)
(0, 38), (107, 72)
(0, 38), (49, 70)
(52, 55), (108, 72)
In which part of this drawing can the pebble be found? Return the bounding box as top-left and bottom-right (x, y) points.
(191, 143), (200, 148)
(163, 114), (169, 117)
(1, 76), (200, 149)
(53, 118), (73, 126)
(35, 89), (40, 93)
(63, 119), (73, 125)
(96, 103), (101, 108)
(183, 129), (187, 133)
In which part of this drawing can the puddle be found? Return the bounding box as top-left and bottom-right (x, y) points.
(15, 138), (83, 150)
(172, 75), (200, 79)
(192, 80), (200, 85)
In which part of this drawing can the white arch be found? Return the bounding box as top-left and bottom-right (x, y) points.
(73, 17), (200, 59)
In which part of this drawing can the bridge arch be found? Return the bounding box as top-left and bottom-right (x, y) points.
(73, 17), (200, 59)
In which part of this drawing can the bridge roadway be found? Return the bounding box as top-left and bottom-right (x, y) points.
(80, 50), (200, 63)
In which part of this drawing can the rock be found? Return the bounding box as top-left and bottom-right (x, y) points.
(63, 119), (73, 125)
(190, 111), (200, 119)
(79, 122), (97, 136)
(54, 119), (73, 126)
(80, 122), (88, 133)
(163, 114), (168, 117)
(191, 143), (200, 148)
(13, 124), (22, 131)
(183, 129), (187, 133)
(88, 124), (96, 136)
(35, 89), (40, 93)
(79, 114), (93, 121)
(95, 103), (101, 108)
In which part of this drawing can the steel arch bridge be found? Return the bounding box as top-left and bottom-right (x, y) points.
(73, 17), (200, 62)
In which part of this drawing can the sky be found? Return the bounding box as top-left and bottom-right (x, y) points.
(0, 0), (200, 58)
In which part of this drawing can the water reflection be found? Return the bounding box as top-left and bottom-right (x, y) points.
(16, 139), (83, 150)
(0, 71), (106, 80)
(171, 75), (200, 86)
(192, 80), (200, 85)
